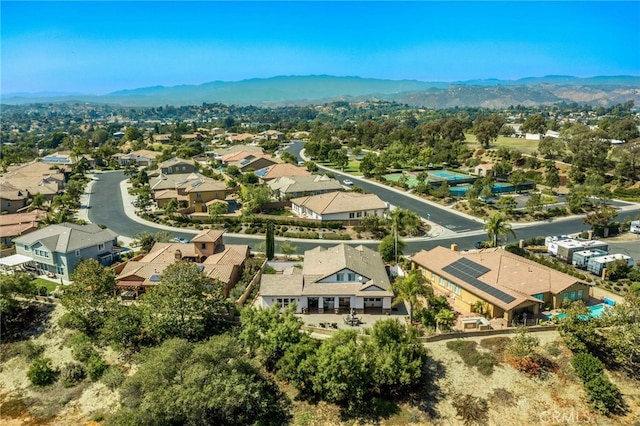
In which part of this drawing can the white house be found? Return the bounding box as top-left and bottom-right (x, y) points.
(259, 244), (393, 314)
(290, 192), (387, 221)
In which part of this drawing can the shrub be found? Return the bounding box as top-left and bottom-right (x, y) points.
(446, 340), (498, 376)
(263, 266), (277, 275)
(60, 362), (86, 387)
(571, 352), (604, 383)
(452, 394), (489, 426)
(69, 334), (99, 364)
(27, 358), (57, 387)
(58, 312), (85, 330)
(507, 354), (557, 379)
(86, 355), (107, 381)
(479, 337), (511, 360)
(17, 341), (45, 361)
(100, 365), (126, 390)
(584, 374), (621, 415)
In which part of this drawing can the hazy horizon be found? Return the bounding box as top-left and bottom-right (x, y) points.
(2, 1), (639, 95)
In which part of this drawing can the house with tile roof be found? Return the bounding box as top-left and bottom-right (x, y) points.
(158, 158), (197, 175)
(0, 209), (45, 247)
(260, 244), (393, 314)
(290, 192), (387, 221)
(223, 151), (278, 172)
(13, 223), (119, 280)
(410, 246), (590, 324)
(1, 161), (68, 201)
(0, 181), (29, 214)
(268, 174), (343, 199)
(114, 149), (161, 167)
(114, 229), (249, 298)
(150, 173), (231, 212)
(255, 163), (312, 182)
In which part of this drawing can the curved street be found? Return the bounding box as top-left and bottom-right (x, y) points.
(87, 170), (640, 255)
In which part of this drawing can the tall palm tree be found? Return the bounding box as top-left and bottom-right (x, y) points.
(435, 309), (457, 333)
(391, 271), (432, 325)
(483, 213), (516, 247)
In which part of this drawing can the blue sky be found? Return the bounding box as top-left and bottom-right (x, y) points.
(2, 1), (639, 94)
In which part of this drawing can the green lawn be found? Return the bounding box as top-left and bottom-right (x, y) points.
(319, 160), (363, 176)
(31, 278), (59, 292)
(465, 133), (540, 154)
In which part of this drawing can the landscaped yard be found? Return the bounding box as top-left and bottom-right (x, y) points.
(465, 133), (540, 154)
(31, 278), (59, 292)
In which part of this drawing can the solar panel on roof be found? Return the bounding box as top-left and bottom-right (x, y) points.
(150, 274), (161, 282)
(197, 265), (205, 271)
(442, 258), (515, 304)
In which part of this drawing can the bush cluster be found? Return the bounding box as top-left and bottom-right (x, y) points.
(571, 352), (621, 415)
(27, 358), (57, 387)
(60, 362), (86, 387)
(446, 340), (499, 376)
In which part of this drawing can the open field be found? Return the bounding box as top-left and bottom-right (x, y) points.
(465, 133), (541, 154)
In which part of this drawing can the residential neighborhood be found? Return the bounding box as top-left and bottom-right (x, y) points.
(1, 56), (640, 426)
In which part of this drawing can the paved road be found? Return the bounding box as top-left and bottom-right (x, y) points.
(285, 141), (483, 233)
(89, 170), (640, 255)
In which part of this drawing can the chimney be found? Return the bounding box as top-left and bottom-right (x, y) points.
(451, 243), (458, 252)
(588, 230), (593, 240)
(175, 249), (182, 260)
(601, 267), (607, 280)
(519, 239), (524, 249)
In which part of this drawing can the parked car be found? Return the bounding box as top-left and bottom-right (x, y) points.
(343, 179), (354, 186)
(172, 237), (190, 244)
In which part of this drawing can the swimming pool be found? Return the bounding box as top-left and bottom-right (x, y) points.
(553, 304), (609, 320)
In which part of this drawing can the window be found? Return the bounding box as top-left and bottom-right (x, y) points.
(97, 243), (105, 251)
(577, 289), (583, 300)
(570, 291), (576, 301)
(439, 277), (446, 287)
(24, 245), (30, 251)
(75, 250), (80, 257)
(563, 293), (569, 300)
(455, 285), (461, 295)
(337, 273), (345, 282)
(534, 293), (544, 301)
(349, 213), (355, 219)
(182, 166), (186, 171)
(56, 265), (64, 275)
(168, 167), (172, 173)
(201, 243), (206, 249)
(196, 193), (201, 200)
(6, 201), (11, 207)
(431, 272), (435, 281)
(356, 212), (362, 218)
(34, 249), (49, 258)
(348, 273), (356, 281)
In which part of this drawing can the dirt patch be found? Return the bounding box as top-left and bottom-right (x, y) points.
(0, 303), (124, 425)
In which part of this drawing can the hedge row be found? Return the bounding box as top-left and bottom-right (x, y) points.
(571, 352), (621, 415)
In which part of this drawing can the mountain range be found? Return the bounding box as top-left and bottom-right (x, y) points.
(2, 75), (639, 108)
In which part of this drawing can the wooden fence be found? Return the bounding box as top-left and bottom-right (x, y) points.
(236, 258), (268, 306)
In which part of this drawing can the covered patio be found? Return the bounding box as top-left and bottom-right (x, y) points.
(0, 254), (36, 274)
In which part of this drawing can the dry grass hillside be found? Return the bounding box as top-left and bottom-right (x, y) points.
(1, 303), (638, 425)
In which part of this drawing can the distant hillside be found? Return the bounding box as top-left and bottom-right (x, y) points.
(2, 75), (639, 108)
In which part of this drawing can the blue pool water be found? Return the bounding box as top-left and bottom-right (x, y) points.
(553, 304), (609, 320)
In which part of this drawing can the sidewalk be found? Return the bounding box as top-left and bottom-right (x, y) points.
(300, 149), (640, 238)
